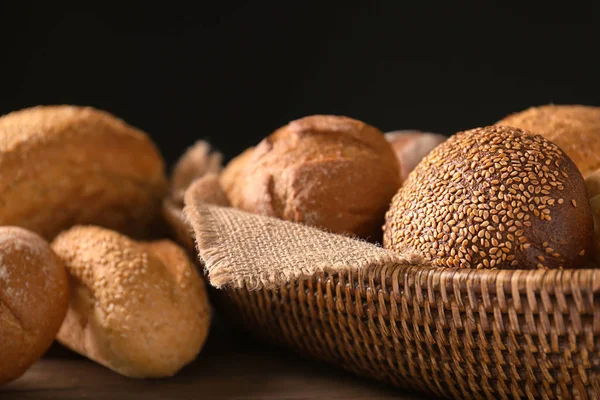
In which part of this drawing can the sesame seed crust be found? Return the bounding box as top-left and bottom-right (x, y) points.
(383, 125), (594, 270)
(51, 226), (211, 378)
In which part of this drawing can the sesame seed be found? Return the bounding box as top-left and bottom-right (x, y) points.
(383, 125), (574, 270)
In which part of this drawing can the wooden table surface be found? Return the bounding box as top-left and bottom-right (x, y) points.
(3, 318), (435, 400)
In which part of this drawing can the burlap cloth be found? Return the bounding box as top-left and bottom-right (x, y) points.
(182, 181), (424, 290)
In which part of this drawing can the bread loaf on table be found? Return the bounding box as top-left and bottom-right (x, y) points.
(0, 105), (167, 240)
(52, 226), (211, 378)
(0, 227), (69, 385)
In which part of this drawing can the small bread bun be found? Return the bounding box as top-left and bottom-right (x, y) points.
(384, 125), (593, 270)
(0, 227), (69, 385)
(384, 130), (446, 181)
(497, 104), (600, 177)
(220, 115), (401, 240)
(170, 141), (223, 204)
(51, 226), (211, 378)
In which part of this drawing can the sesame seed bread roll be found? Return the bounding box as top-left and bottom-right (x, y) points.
(497, 104), (600, 177)
(384, 130), (447, 181)
(0, 105), (167, 240)
(0, 227), (69, 385)
(52, 226), (211, 378)
(221, 115), (401, 240)
(384, 125), (593, 270)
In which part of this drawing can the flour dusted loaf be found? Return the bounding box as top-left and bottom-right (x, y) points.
(0, 105), (167, 239)
(52, 226), (211, 378)
(384, 125), (593, 270)
(220, 115), (401, 240)
(0, 227), (69, 385)
(497, 104), (600, 177)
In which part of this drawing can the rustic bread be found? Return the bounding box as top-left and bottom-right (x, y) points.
(52, 226), (211, 378)
(0, 105), (167, 239)
(384, 125), (593, 269)
(220, 115), (401, 240)
(0, 227), (69, 385)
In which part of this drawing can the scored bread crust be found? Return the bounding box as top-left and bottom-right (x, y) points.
(0, 105), (167, 239)
(220, 115), (401, 240)
(497, 104), (600, 177)
(51, 226), (211, 378)
(0, 227), (69, 384)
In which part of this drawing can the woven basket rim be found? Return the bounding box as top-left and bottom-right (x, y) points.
(164, 200), (600, 293)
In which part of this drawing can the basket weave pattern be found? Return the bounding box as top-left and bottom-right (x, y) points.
(214, 265), (600, 400)
(164, 200), (600, 399)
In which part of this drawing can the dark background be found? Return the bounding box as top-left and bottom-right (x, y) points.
(1, 2), (599, 169)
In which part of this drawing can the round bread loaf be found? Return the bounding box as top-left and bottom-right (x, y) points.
(384, 130), (447, 181)
(0, 105), (167, 239)
(497, 104), (600, 177)
(0, 227), (69, 385)
(51, 226), (211, 378)
(220, 115), (401, 240)
(384, 125), (593, 270)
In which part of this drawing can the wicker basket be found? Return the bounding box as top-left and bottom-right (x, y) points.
(164, 200), (600, 400)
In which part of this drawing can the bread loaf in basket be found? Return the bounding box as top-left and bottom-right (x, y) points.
(164, 187), (600, 400)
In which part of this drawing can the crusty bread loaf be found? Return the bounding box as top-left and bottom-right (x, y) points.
(52, 226), (211, 378)
(0, 105), (167, 239)
(497, 104), (600, 177)
(384, 125), (593, 270)
(0, 227), (69, 385)
(220, 115), (401, 240)
(384, 130), (447, 181)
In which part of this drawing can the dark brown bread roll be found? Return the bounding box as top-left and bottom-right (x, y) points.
(384, 125), (593, 270)
(0, 227), (69, 385)
(221, 115), (401, 240)
(497, 104), (600, 177)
